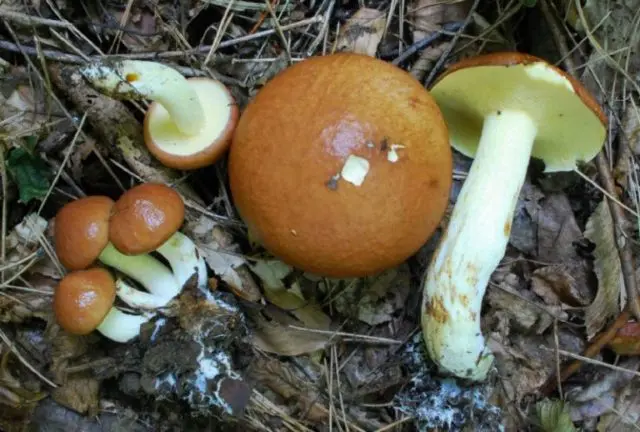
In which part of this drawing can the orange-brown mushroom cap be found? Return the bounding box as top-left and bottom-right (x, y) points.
(228, 53), (452, 278)
(54, 267), (116, 335)
(54, 196), (115, 271)
(109, 183), (185, 255)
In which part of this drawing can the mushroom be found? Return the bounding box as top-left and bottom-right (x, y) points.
(421, 52), (607, 380)
(54, 267), (150, 343)
(53, 194), (183, 309)
(109, 183), (207, 290)
(228, 52), (452, 277)
(79, 60), (238, 170)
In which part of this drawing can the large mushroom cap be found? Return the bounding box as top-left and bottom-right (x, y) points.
(430, 52), (607, 172)
(228, 53), (452, 277)
(144, 77), (239, 170)
(109, 183), (185, 255)
(54, 196), (115, 270)
(54, 267), (116, 335)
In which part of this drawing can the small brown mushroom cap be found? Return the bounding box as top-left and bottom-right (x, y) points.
(54, 196), (115, 270)
(109, 183), (185, 255)
(228, 53), (452, 277)
(53, 267), (116, 335)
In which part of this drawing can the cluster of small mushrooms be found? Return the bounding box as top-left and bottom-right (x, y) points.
(53, 183), (206, 342)
(62, 51), (607, 382)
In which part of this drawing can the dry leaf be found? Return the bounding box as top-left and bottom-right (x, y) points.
(531, 265), (590, 307)
(250, 259), (293, 290)
(486, 274), (566, 335)
(263, 284), (331, 331)
(329, 264), (410, 325)
(608, 321), (640, 355)
(568, 358), (640, 425)
(489, 329), (584, 403)
(595, 370), (640, 431)
(248, 356), (328, 422)
(584, 199), (623, 339)
(536, 193), (583, 263)
(0, 277), (54, 323)
(249, 309), (331, 356)
(185, 216), (261, 301)
(51, 375), (100, 415)
(409, 0), (471, 39)
(510, 181), (545, 255)
(335, 8), (386, 56)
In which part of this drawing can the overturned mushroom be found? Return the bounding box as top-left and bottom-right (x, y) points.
(80, 60), (238, 170)
(422, 52), (607, 380)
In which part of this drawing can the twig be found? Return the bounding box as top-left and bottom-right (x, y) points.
(287, 326), (401, 344)
(423, 0), (482, 87)
(116, 16), (323, 60)
(391, 22), (464, 66)
(537, 0), (640, 395)
(0, 40), (84, 63)
(540, 344), (640, 379)
(540, 308), (632, 395)
(0, 7), (73, 28)
(0, 328), (57, 388)
(542, 0), (640, 322)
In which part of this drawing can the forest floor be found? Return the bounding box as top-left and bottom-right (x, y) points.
(0, 0), (639, 431)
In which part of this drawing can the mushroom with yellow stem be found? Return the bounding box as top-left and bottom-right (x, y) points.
(421, 52), (608, 381)
(79, 60), (238, 170)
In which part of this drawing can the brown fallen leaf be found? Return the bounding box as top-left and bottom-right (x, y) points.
(248, 355), (328, 423)
(248, 308), (331, 357)
(185, 215), (262, 302)
(335, 8), (386, 56)
(0, 286), (53, 324)
(486, 272), (567, 335)
(109, 7), (168, 53)
(409, 0), (471, 40)
(608, 321), (640, 355)
(594, 365), (640, 430)
(51, 375), (99, 416)
(489, 328), (585, 403)
(325, 264), (410, 325)
(536, 193), (584, 263)
(583, 199), (625, 339)
(568, 357), (640, 426)
(510, 181), (545, 255)
(531, 264), (591, 308)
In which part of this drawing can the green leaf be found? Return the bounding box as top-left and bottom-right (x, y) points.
(5, 145), (51, 204)
(536, 399), (577, 432)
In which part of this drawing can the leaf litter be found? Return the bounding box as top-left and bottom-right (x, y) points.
(1, 0), (640, 431)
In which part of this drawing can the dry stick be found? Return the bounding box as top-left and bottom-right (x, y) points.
(541, 0), (640, 319)
(116, 16), (323, 60)
(423, 0), (482, 87)
(538, 0), (640, 395)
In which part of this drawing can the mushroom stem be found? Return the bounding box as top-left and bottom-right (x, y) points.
(115, 279), (174, 309)
(96, 307), (151, 343)
(155, 231), (208, 289)
(98, 242), (181, 300)
(80, 60), (204, 136)
(421, 109), (537, 381)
